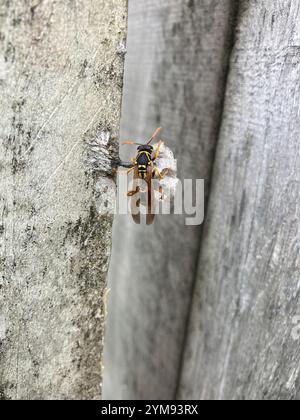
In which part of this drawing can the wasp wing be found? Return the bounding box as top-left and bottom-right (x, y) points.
(130, 165), (141, 225)
(146, 164), (156, 225)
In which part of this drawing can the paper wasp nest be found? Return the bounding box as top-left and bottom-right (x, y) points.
(152, 142), (179, 202)
(135, 141), (178, 212)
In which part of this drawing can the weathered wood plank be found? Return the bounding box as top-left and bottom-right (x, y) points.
(0, 0), (127, 400)
(178, 0), (300, 400)
(103, 0), (238, 399)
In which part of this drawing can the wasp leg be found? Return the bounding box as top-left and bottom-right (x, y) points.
(152, 141), (164, 160)
(131, 196), (141, 224)
(159, 186), (167, 201)
(127, 186), (140, 197)
(153, 167), (170, 180)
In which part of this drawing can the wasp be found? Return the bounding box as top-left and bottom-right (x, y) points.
(118, 128), (169, 225)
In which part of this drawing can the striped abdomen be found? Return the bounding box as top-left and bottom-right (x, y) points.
(137, 151), (151, 179)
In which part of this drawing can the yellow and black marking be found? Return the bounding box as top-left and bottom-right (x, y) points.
(118, 128), (166, 225)
(137, 151), (152, 179)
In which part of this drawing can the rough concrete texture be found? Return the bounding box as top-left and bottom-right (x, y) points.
(0, 0), (127, 400)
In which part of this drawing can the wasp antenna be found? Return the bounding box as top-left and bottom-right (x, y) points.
(122, 141), (143, 146)
(147, 127), (162, 145)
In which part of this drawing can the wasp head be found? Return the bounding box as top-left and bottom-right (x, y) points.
(137, 145), (153, 153)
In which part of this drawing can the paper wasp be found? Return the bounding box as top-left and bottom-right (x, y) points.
(117, 128), (169, 225)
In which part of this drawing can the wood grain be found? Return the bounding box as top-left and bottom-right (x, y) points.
(103, 0), (239, 400)
(178, 0), (300, 400)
